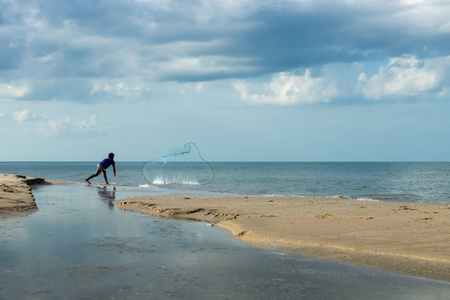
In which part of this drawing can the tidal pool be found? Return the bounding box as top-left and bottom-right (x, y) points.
(1, 184), (449, 299)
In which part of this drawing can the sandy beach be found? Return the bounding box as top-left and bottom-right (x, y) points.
(115, 195), (450, 282)
(0, 174), (66, 217)
(2, 172), (449, 282)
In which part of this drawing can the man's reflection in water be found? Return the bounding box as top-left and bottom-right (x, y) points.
(96, 186), (116, 207)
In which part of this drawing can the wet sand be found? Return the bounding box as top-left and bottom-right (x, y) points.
(0, 174), (67, 217)
(115, 195), (450, 282)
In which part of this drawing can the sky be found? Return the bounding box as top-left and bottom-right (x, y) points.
(1, 0), (450, 162)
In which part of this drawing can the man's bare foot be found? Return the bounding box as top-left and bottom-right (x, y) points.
(85, 179), (91, 185)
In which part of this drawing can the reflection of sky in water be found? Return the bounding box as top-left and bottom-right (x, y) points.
(0, 184), (449, 299)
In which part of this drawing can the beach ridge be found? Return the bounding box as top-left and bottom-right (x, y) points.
(114, 195), (450, 282)
(0, 173), (67, 217)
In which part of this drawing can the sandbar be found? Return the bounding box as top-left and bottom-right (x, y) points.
(0, 174), (67, 217)
(115, 195), (450, 282)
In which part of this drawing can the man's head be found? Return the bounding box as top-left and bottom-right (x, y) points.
(109, 153), (115, 159)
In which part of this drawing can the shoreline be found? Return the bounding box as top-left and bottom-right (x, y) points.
(0, 174), (68, 217)
(1, 172), (449, 282)
(114, 195), (450, 282)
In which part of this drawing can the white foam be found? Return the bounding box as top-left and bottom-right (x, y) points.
(152, 176), (200, 186)
(139, 184), (155, 188)
(354, 197), (380, 202)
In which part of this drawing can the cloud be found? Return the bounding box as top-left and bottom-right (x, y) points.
(0, 82), (30, 99)
(89, 80), (150, 99)
(233, 69), (337, 105)
(13, 109), (36, 122)
(153, 55), (258, 82)
(36, 117), (71, 136)
(10, 110), (104, 137)
(1, 0), (450, 103)
(234, 55), (450, 105)
(358, 55), (448, 100)
(75, 114), (99, 131)
(438, 86), (448, 97)
(34, 115), (102, 137)
(396, 0), (450, 34)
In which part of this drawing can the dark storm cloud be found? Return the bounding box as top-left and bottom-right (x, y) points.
(0, 0), (449, 101)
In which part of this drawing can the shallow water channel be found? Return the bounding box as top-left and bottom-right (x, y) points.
(1, 184), (449, 299)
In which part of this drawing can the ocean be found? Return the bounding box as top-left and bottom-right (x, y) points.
(1, 161), (450, 204)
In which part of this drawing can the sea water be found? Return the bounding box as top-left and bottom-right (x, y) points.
(1, 183), (449, 299)
(1, 162), (450, 204)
